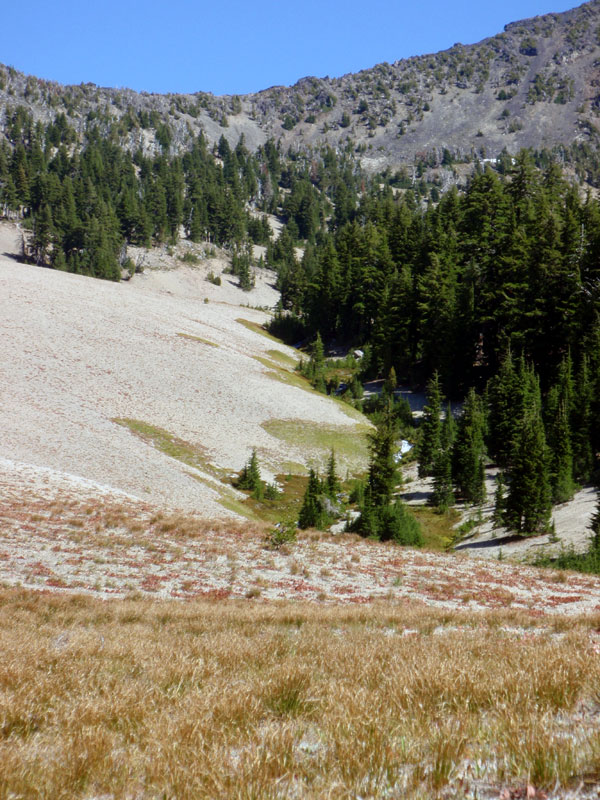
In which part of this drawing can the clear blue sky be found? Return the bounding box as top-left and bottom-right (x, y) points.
(1, 1), (579, 96)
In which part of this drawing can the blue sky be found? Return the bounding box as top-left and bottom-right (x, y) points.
(1, 1), (579, 96)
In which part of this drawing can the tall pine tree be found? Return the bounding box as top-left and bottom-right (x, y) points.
(453, 389), (486, 504)
(418, 371), (442, 478)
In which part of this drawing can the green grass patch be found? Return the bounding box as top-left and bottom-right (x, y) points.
(114, 419), (224, 481)
(236, 318), (281, 343)
(253, 355), (326, 395)
(281, 461), (307, 476)
(177, 333), (219, 347)
(218, 492), (263, 521)
(242, 473), (309, 525)
(252, 356), (370, 426)
(262, 419), (370, 474)
(266, 349), (298, 368)
(260, 363), (320, 393)
(253, 354), (284, 371)
(182, 471), (258, 521)
(409, 506), (462, 551)
(115, 418), (265, 521)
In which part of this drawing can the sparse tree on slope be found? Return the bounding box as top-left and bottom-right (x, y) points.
(367, 416), (399, 507)
(453, 389), (486, 505)
(238, 449), (263, 499)
(325, 449), (341, 499)
(352, 415), (423, 546)
(298, 469), (326, 529)
(504, 407), (552, 536)
(418, 371), (442, 478)
(432, 403), (456, 510)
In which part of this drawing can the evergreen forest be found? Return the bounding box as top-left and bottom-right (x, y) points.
(3, 104), (600, 546)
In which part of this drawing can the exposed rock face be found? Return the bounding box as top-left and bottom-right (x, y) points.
(2, 3), (600, 171)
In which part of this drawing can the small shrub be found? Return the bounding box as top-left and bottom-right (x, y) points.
(180, 252), (200, 265)
(206, 271), (221, 285)
(265, 522), (298, 550)
(264, 482), (280, 500)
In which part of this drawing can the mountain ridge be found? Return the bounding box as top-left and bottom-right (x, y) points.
(2, 1), (600, 172)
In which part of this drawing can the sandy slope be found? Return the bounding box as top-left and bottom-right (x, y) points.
(0, 222), (363, 518)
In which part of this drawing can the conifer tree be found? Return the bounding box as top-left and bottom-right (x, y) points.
(377, 501), (423, 546)
(487, 349), (519, 468)
(453, 389), (486, 504)
(238, 449), (263, 499)
(432, 446), (454, 510)
(1, 174), (18, 216)
(298, 469), (325, 529)
(233, 245), (254, 291)
(492, 472), (507, 528)
(431, 403), (455, 509)
(325, 449), (341, 499)
(367, 416), (399, 507)
(352, 415), (422, 546)
(572, 354), (594, 481)
(51, 247), (67, 271)
(547, 400), (575, 504)
(418, 371), (442, 477)
(310, 332), (325, 378)
(32, 204), (53, 265)
(353, 487), (379, 538)
(504, 408), (552, 535)
(309, 239), (340, 336)
(544, 355), (576, 503)
(307, 332), (326, 393)
(381, 366), (397, 408)
(382, 264), (413, 377)
(415, 253), (456, 381)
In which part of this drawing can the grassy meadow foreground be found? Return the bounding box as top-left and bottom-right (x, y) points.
(2, 592), (600, 799)
(3, 460), (600, 797)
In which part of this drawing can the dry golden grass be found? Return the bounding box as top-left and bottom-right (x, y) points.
(1, 590), (600, 798)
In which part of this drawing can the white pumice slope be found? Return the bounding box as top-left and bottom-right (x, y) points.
(0, 222), (365, 518)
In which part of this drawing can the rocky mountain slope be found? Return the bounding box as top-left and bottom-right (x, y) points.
(0, 221), (368, 519)
(2, 2), (600, 172)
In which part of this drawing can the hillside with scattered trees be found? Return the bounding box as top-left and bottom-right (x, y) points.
(2, 3), (600, 558)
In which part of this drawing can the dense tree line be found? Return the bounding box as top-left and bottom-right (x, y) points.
(267, 151), (600, 536)
(0, 106), (356, 282)
(275, 152), (600, 397)
(412, 348), (598, 536)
